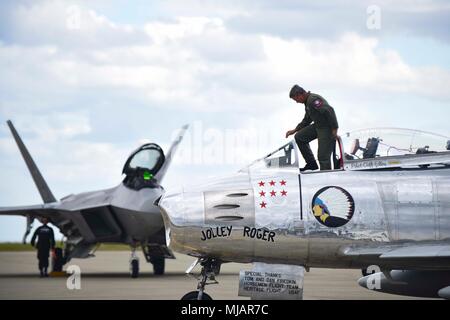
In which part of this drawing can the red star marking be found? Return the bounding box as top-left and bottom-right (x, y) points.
(280, 180), (287, 186)
(270, 190), (277, 197)
(269, 180), (276, 186)
(260, 201), (267, 209)
(259, 191), (266, 197)
(258, 181), (265, 187)
(281, 190), (288, 196)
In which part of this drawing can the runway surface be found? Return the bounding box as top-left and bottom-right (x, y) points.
(0, 251), (427, 300)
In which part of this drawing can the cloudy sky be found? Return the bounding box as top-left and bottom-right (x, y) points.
(1, 0), (449, 241)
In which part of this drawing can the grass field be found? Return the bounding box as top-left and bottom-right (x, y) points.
(0, 243), (131, 252)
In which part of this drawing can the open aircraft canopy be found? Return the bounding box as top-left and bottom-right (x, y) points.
(242, 128), (450, 173)
(343, 128), (450, 160)
(122, 143), (165, 189)
(242, 141), (300, 172)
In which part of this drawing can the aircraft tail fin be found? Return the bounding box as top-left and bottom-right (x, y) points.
(155, 124), (189, 184)
(6, 120), (57, 203)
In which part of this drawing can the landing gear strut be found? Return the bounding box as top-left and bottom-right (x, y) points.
(150, 256), (165, 275)
(181, 258), (221, 300)
(142, 244), (169, 275)
(130, 246), (139, 278)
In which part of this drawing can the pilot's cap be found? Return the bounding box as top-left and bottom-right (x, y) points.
(289, 85), (306, 98)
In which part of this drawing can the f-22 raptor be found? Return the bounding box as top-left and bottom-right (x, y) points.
(0, 120), (188, 278)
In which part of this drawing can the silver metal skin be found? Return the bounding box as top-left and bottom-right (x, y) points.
(159, 133), (450, 298)
(0, 121), (188, 274)
(160, 165), (450, 269)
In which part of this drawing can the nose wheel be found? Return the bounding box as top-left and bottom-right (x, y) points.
(181, 258), (221, 300)
(181, 291), (213, 300)
(130, 246), (139, 278)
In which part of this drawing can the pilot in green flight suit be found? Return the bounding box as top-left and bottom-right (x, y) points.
(286, 85), (339, 171)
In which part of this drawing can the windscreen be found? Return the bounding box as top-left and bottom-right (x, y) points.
(129, 149), (162, 171)
(242, 141), (299, 172)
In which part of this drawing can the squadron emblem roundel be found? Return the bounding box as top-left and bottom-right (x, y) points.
(311, 186), (355, 228)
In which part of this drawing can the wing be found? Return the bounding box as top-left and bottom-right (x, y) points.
(0, 204), (65, 244)
(0, 204), (58, 217)
(0, 204), (98, 258)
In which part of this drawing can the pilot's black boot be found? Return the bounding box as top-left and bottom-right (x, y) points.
(40, 269), (45, 278)
(44, 268), (49, 277)
(300, 162), (319, 172)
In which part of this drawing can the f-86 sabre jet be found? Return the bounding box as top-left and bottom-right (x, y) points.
(0, 120), (188, 278)
(159, 128), (450, 300)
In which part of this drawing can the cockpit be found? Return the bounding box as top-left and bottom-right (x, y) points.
(343, 128), (450, 159)
(122, 143), (165, 190)
(242, 128), (450, 173)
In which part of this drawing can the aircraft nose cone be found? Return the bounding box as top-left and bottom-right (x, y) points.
(159, 192), (185, 226)
(159, 189), (206, 226)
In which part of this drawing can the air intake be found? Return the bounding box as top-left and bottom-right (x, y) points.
(215, 216), (244, 222)
(226, 193), (249, 198)
(213, 204), (241, 210)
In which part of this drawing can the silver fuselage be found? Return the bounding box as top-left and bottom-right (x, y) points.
(160, 165), (450, 270)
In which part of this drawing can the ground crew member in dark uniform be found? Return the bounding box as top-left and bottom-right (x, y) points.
(286, 85), (339, 171)
(30, 218), (55, 277)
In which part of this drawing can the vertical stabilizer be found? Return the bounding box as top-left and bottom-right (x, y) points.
(6, 120), (57, 203)
(154, 124), (189, 184)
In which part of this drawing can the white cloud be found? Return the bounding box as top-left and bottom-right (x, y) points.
(15, 113), (91, 140)
(2, 2), (449, 115)
(0, 135), (129, 196)
(145, 17), (224, 43)
(1, 0), (149, 48)
(377, 0), (450, 13)
(260, 33), (450, 99)
(222, 0), (450, 42)
(2, 18), (449, 118)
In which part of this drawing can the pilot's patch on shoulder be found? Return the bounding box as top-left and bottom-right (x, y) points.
(313, 99), (323, 108)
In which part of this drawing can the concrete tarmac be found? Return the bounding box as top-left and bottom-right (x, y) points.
(0, 251), (427, 300)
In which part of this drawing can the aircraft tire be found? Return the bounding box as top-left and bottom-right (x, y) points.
(131, 259), (139, 278)
(181, 291), (213, 300)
